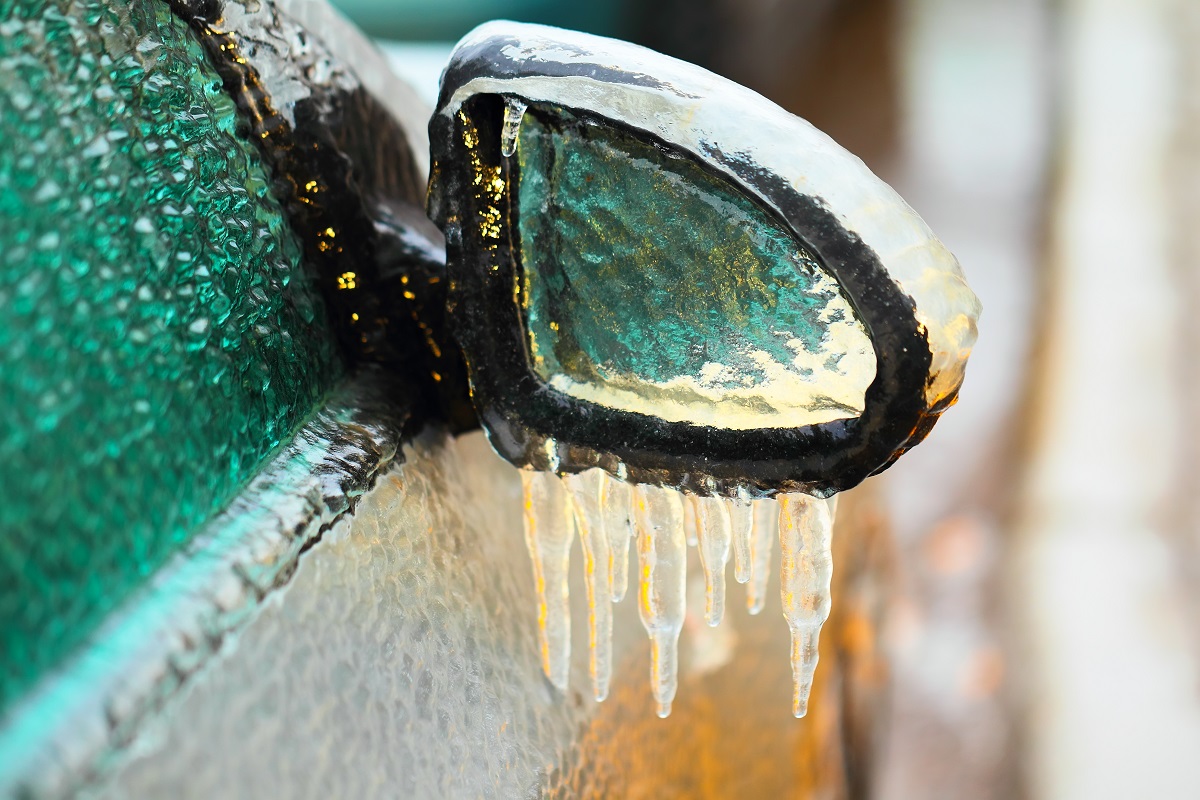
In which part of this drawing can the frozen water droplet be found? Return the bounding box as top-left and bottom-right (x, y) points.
(747, 498), (777, 615)
(693, 495), (732, 627)
(728, 488), (753, 584)
(500, 96), (528, 158)
(600, 473), (635, 603)
(778, 492), (834, 718)
(565, 469), (613, 701)
(521, 470), (575, 690)
(634, 484), (687, 718)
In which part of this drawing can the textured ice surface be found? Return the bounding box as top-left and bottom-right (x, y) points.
(517, 107), (875, 430)
(77, 430), (886, 798)
(0, 377), (402, 799)
(95, 432), (584, 799)
(0, 0), (340, 712)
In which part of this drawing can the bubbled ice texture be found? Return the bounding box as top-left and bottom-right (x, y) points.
(0, 0), (341, 711)
(516, 107), (877, 431)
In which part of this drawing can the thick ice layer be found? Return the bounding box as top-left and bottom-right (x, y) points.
(778, 493), (835, 718)
(692, 496), (732, 627)
(564, 469), (613, 701)
(633, 484), (688, 718)
(521, 471), (575, 690)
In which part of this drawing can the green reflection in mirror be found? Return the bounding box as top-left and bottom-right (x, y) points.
(516, 106), (876, 430)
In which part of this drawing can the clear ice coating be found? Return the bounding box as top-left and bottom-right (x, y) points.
(682, 496), (699, 547)
(729, 490), (754, 585)
(564, 470), (613, 701)
(602, 477), (635, 604)
(633, 484), (688, 718)
(692, 496), (732, 627)
(521, 471), (575, 690)
(521, 472), (840, 718)
(748, 499), (778, 615)
(0, 0), (344, 713)
(778, 493), (835, 718)
(500, 97), (527, 158)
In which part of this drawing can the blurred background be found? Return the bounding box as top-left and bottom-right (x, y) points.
(333, 0), (1200, 797)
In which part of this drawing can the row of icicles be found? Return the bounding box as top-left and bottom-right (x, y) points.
(521, 468), (837, 719)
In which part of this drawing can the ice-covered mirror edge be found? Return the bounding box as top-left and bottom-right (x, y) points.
(428, 21), (981, 497)
(0, 371), (410, 799)
(439, 21), (980, 412)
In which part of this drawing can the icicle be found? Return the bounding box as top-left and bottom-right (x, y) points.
(728, 488), (754, 585)
(500, 96), (527, 157)
(682, 494), (699, 547)
(521, 470), (575, 690)
(693, 496), (732, 627)
(565, 469), (613, 701)
(778, 492), (835, 718)
(634, 484), (688, 718)
(600, 474), (635, 603)
(747, 498), (777, 615)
